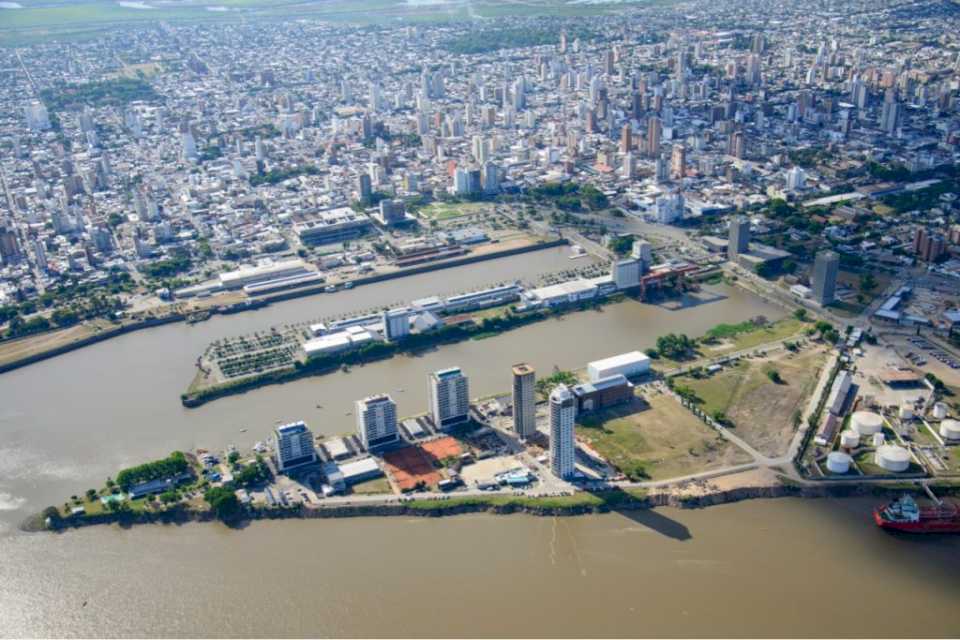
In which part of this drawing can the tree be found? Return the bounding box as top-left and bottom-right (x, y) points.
(656, 333), (696, 360)
(767, 369), (783, 384)
(859, 273), (878, 294)
(204, 486), (241, 522)
(608, 234), (634, 255)
(755, 262), (776, 278)
(85, 489), (97, 501)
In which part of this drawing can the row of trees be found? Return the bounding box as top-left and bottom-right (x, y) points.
(115, 451), (189, 491)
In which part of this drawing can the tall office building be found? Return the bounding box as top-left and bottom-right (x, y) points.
(274, 421), (317, 473)
(0, 227), (22, 265)
(728, 130), (745, 159)
(357, 173), (372, 202)
(511, 363), (536, 440)
(356, 394), (399, 450)
(549, 384), (576, 480)
(811, 250), (839, 305)
(382, 307), (410, 341)
(880, 100), (900, 135)
(670, 144), (686, 180)
(646, 116), (661, 157)
(728, 216), (750, 261)
(181, 132), (198, 161)
(619, 124), (633, 153)
(429, 367), (470, 429)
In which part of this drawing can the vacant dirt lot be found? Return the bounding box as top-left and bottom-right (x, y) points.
(678, 344), (830, 457)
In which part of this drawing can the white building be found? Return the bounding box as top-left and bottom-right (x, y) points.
(24, 102), (50, 131)
(549, 384), (576, 479)
(631, 239), (653, 266)
(654, 193), (684, 224)
(587, 351), (651, 382)
(612, 257), (642, 289)
(429, 367), (470, 429)
(275, 421), (317, 473)
(219, 259), (312, 290)
(293, 207), (373, 245)
(356, 394), (399, 450)
(382, 307), (411, 341)
(786, 166), (806, 191)
(181, 131), (198, 161)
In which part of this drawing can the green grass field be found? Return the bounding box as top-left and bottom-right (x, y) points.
(575, 393), (749, 481)
(678, 345), (829, 457)
(0, 0), (657, 45)
(350, 477), (393, 495)
(418, 201), (490, 221)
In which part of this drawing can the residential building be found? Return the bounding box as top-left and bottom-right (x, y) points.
(356, 394), (399, 450)
(728, 216), (750, 261)
(549, 384), (576, 479)
(429, 367), (470, 429)
(275, 421), (317, 473)
(811, 250), (839, 305)
(511, 363), (536, 440)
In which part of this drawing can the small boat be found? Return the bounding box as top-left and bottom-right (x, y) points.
(324, 285), (337, 293)
(344, 282), (354, 289)
(316, 404), (323, 409)
(239, 428), (247, 433)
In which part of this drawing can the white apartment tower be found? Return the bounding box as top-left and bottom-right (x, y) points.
(429, 367), (470, 429)
(356, 394), (399, 450)
(274, 421), (317, 473)
(549, 384), (576, 480)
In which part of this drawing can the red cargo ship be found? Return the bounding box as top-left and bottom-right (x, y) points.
(874, 494), (960, 533)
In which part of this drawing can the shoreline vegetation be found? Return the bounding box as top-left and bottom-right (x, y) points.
(25, 480), (960, 534)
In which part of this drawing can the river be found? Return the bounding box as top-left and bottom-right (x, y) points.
(1, 247), (958, 637)
(2, 500), (959, 637)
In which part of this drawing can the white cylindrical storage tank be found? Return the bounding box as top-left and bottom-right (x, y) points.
(875, 445), (910, 473)
(932, 403), (948, 420)
(840, 430), (860, 448)
(939, 419), (960, 442)
(826, 452), (851, 474)
(851, 411), (883, 436)
(899, 405), (914, 421)
(872, 433), (886, 447)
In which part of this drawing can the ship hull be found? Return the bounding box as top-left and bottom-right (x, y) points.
(873, 508), (960, 533)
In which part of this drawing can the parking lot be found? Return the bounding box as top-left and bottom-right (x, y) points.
(903, 336), (960, 370)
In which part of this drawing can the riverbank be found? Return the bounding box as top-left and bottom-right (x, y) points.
(0, 239), (567, 376)
(27, 472), (959, 533)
